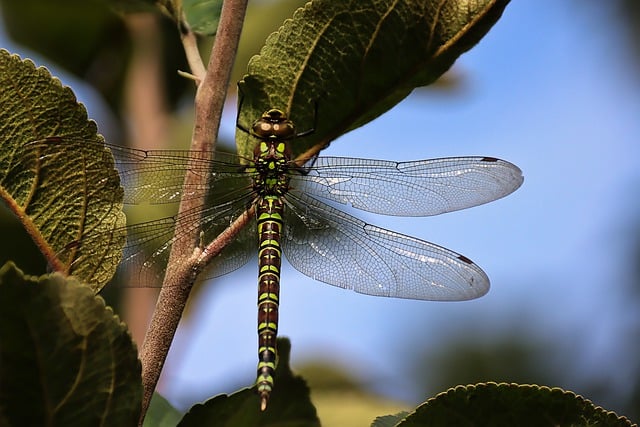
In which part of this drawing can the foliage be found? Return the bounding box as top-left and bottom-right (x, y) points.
(0, 0), (636, 426)
(0, 49), (125, 291)
(0, 262), (141, 426)
(396, 383), (632, 427)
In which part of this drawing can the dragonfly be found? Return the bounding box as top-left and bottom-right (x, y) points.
(26, 109), (523, 410)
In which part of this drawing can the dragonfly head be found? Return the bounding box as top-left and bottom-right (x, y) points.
(252, 109), (296, 140)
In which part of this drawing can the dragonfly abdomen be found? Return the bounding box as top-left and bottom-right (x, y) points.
(256, 195), (284, 410)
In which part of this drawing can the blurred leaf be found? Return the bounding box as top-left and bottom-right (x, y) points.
(414, 331), (555, 398)
(0, 0), (128, 103)
(0, 0), (191, 117)
(398, 383), (635, 427)
(298, 361), (409, 425)
(619, 0), (640, 79)
(0, 262), (142, 426)
(372, 412), (410, 427)
(109, 0), (159, 14)
(152, 0), (178, 17)
(237, 0), (510, 159)
(143, 393), (183, 427)
(0, 49), (126, 290)
(183, 0), (223, 36)
(178, 338), (319, 426)
(115, 0), (223, 35)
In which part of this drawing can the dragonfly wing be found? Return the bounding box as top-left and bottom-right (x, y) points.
(60, 196), (256, 287)
(26, 138), (251, 205)
(291, 156), (523, 216)
(113, 147), (252, 205)
(281, 192), (489, 301)
(198, 207), (257, 280)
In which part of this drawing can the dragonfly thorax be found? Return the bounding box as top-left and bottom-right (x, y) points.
(253, 140), (291, 197)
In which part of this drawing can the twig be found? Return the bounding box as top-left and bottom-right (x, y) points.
(137, 1), (249, 423)
(179, 15), (206, 82)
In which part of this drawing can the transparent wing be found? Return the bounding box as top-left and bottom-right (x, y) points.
(63, 197), (257, 287)
(108, 144), (252, 205)
(25, 137), (258, 287)
(27, 138), (252, 205)
(132, 200), (256, 286)
(291, 156), (523, 216)
(97, 142), (259, 284)
(282, 192), (489, 301)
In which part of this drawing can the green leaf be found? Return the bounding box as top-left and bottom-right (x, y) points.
(178, 338), (320, 427)
(111, 0), (222, 35)
(0, 49), (126, 291)
(143, 393), (183, 427)
(397, 383), (635, 427)
(183, 0), (223, 36)
(237, 0), (510, 159)
(371, 412), (410, 427)
(0, 262), (142, 426)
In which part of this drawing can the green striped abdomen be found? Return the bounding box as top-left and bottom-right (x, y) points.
(256, 195), (284, 410)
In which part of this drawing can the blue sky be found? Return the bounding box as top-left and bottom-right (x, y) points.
(3, 0), (639, 415)
(212, 0), (640, 410)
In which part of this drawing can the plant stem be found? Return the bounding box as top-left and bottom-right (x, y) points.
(137, 1), (249, 423)
(180, 15), (206, 82)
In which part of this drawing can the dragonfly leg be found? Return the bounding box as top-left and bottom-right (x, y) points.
(235, 83), (252, 134)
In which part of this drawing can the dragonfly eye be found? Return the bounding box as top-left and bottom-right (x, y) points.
(271, 122), (295, 138)
(252, 121), (273, 137)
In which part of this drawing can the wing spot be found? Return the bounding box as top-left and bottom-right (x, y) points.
(457, 254), (474, 265)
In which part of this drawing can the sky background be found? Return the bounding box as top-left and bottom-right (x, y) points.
(2, 0), (639, 418)
(197, 0), (640, 414)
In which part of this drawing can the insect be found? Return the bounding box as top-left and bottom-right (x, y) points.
(25, 109), (523, 410)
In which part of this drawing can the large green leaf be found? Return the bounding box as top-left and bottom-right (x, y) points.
(0, 262), (142, 426)
(237, 0), (510, 159)
(0, 49), (125, 290)
(396, 383), (635, 427)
